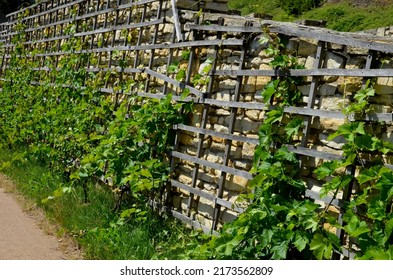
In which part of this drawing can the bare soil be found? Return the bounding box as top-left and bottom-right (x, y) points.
(0, 173), (82, 260)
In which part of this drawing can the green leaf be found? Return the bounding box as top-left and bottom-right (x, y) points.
(314, 161), (340, 180)
(343, 214), (370, 238)
(383, 218), (393, 245)
(271, 241), (288, 259)
(264, 107), (284, 124)
(284, 117), (303, 139)
(328, 122), (365, 142)
(261, 80), (279, 103)
(357, 165), (381, 185)
(274, 146), (297, 163)
(293, 232), (309, 252)
(310, 233), (333, 260)
(321, 174), (352, 198)
(376, 172), (393, 200)
(358, 246), (393, 260)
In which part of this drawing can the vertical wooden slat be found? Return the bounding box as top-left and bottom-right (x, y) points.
(185, 17), (225, 217)
(211, 21), (251, 231)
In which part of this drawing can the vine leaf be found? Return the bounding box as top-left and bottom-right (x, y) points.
(343, 214), (370, 238)
(261, 80), (279, 103)
(284, 117), (303, 139)
(293, 232), (309, 252)
(309, 233), (334, 260)
(383, 218), (393, 245)
(376, 172), (393, 200)
(314, 161), (340, 180)
(328, 122), (365, 141)
(271, 241), (288, 259)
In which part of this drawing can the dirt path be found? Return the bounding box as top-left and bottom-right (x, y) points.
(0, 175), (80, 260)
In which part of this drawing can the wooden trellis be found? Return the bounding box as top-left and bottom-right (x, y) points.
(1, 0), (393, 259)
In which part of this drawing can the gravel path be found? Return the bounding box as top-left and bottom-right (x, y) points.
(0, 177), (75, 260)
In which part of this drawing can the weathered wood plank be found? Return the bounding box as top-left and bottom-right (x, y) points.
(286, 145), (343, 161)
(264, 21), (393, 53)
(145, 68), (204, 97)
(213, 68), (393, 77)
(175, 124), (259, 145)
(185, 23), (262, 34)
(171, 151), (254, 180)
(24, 19), (164, 45)
(171, 179), (215, 201)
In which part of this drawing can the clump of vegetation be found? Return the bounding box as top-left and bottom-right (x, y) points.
(228, 0), (393, 31)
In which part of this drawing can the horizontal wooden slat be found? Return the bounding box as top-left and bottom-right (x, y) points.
(3, 38), (243, 58)
(264, 21), (393, 53)
(171, 179), (215, 201)
(175, 124), (259, 145)
(286, 145), (343, 161)
(171, 151), (254, 180)
(185, 23), (262, 34)
(144, 68), (204, 98)
(213, 69), (393, 77)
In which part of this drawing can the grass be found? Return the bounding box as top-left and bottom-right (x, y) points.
(228, 0), (393, 32)
(301, 2), (393, 32)
(0, 148), (197, 260)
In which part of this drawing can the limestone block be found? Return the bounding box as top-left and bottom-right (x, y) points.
(337, 76), (362, 93)
(179, 133), (195, 146)
(180, 198), (188, 211)
(215, 90), (233, 101)
(242, 142), (257, 160)
(186, 147), (197, 156)
(203, 182), (218, 192)
(216, 108), (231, 116)
(327, 42), (344, 51)
(376, 61), (393, 95)
(233, 160), (252, 170)
(319, 132), (346, 149)
(370, 94), (393, 105)
(195, 214), (213, 229)
(370, 104), (392, 113)
(346, 46), (369, 55)
(298, 39), (318, 57)
(319, 83), (337, 96)
(178, 173), (192, 187)
(197, 197), (214, 218)
(286, 38), (299, 53)
(220, 208), (238, 223)
(323, 52), (346, 82)
(220, 63), (237, 71)
(346, 57), (366, 69)
(203, 151), (224, 164)
(299, 85), (311, 96)
(216, 117), (225, 126)
(320, 96), (349, 111)
(248, 36), (267, 56)
(198, 171), (218, 184)
(225, 174), (248, 192)
(234, 117), (260, 134)
(317, 118), (345, 130)
(214, 124), (229, 133)
(245, 109), (262, 121)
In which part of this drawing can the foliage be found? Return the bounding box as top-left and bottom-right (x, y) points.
(185, 30), (393, 260)
(279, 0), (322, 16)
(314, 82), (393, 259)
(0, 10), (191, 257)
(227, 0), (393, 32)
(0, 147), (195, 260)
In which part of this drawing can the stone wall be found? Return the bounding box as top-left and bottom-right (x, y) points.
(1, 0), (393, 232)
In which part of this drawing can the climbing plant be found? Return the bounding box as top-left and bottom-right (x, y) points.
(0, 12), (190, 213)
(186, 30), (393, 260)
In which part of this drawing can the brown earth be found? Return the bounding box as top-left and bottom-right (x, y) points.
(0, 173), (81, 260)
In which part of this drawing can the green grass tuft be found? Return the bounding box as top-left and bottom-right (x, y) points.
(0, 147), (197, 260)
